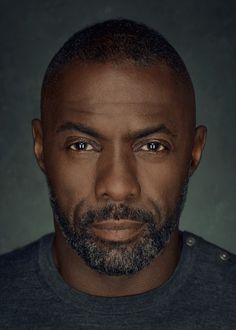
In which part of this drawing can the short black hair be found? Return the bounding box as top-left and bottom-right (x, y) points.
(41, 18), (193, 113)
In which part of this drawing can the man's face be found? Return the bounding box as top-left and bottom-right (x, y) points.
(33, 62), (206, 275)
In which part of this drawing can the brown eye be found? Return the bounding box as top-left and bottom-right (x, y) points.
(69, 141), (94, 151)
(140, 142), (166, 152)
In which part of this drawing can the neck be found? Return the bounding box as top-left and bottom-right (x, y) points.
(52, 224), (182, 297)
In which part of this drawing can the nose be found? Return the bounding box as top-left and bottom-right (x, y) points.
(95, 149), (141, 203)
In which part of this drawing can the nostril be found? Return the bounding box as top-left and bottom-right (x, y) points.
(97, 183), (140, 203)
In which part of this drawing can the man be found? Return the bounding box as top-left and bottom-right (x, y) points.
(0, 19), (235, 329)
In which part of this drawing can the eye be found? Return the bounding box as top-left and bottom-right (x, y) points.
(68, 141), (94, 151)
(139, 141), (166, 152)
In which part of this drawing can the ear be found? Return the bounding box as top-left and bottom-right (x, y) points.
(32, 119), (46, 173)
(189, 125), (207, 176)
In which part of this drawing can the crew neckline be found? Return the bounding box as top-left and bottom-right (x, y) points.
(38, 230), (197, 314)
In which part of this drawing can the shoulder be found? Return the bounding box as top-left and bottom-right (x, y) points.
(183, 230), (236, 294)
(0, 233), (54, 277)
(0, 234), (55, 328)
(183, 230), (236, 266)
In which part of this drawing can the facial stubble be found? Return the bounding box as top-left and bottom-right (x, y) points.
(48, 178), (189, 276)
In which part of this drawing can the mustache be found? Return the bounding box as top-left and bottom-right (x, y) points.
(50, 196), (156, 227)
(74, 203), (156, 227)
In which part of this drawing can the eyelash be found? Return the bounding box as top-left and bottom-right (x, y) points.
(68, 141), (94, 151)
(138, 141), (167, 152)
(67, 140), (169, 153)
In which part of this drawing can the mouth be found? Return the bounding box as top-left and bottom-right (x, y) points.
(90, 219), (146, 242)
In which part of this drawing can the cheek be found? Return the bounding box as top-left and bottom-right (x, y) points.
(43, 144), (96, 211)
(137, 156), (189, 212)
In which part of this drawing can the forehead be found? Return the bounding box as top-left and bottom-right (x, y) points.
(43, 61), (195, 131)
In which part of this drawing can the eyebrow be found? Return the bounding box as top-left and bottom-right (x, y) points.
(56, 122), (102, 139)
(56, 122), (176, 140)
(130, 124), (176, 139)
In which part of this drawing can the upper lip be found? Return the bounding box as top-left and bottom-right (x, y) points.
(92, 220), (144, 231)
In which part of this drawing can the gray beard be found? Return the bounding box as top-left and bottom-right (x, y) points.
(48, 179), (188, 276)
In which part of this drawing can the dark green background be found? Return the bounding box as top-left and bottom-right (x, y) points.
(0, 0), (235, 254)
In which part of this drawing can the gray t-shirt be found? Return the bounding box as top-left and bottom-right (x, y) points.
(0, 230), (235, 329)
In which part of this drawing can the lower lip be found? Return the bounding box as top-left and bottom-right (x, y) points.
(91, 220), (145, 242)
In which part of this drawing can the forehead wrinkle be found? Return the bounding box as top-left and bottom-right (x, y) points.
(55, 120), (177, 143)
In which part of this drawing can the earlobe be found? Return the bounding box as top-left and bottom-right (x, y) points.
(189, 125), (207, 176)
(32, 119), (46, 173)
